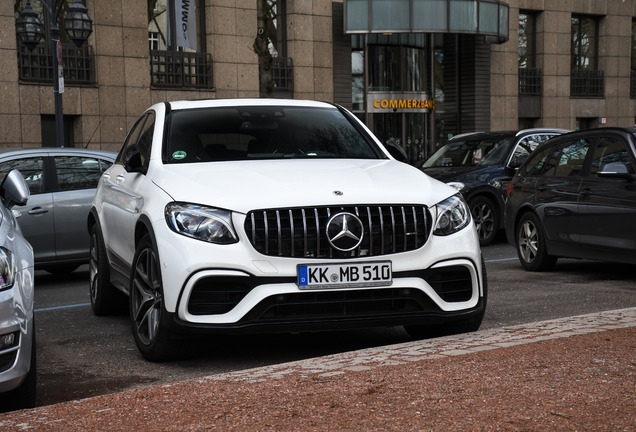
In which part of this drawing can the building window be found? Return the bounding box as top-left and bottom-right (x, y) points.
(367, 34), (427, 92)
(518, 11), (541, 96)
(149, 31), (159, 51)
(352, 36), (365, 113)
(148, 0), (212, 89)
(631, 19), (636, 98)
(571, 14), (604, 98)
(255, 0), (293, 96)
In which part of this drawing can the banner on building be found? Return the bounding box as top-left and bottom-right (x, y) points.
(174, 0), (197, 50)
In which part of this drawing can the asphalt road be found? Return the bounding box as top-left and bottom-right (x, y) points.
(33, 239), (636, 407)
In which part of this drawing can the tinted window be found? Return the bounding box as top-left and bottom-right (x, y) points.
(549, 139), (591, 177)
(55, 156), (113, 191)
(0, 157), (45, 194)
(510, 134), (555, 166)
(590, 137), (634, 174)
(423, 136), (512, 168)
(165, 106), (380, 163)
(117, 112), (151, 165)
(522, 144), (555, 176)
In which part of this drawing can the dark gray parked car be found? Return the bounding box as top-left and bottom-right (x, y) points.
(0, 148), (116, 273)
(422, 128), (568, 245)
(505, 127), (636, 271)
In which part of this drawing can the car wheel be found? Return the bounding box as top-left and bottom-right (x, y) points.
(469, 196), (498, 246)
(405, 256), (488, 339)
(44, 264), (80, 274)
(89, 224), (119, 315)
(516, 212), (557, 271)
(130, 235), (185, 362)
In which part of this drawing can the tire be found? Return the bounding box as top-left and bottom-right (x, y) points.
(469, 196), (499, 246)
(44, 264), (80, 274)
(130, 235), (186, 362)
(89, 223), (119, 315)
(405, 256), (488, 339)
(516, 211), (557, 271)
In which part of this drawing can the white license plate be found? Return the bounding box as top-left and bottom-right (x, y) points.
(297, 261), (392, 289)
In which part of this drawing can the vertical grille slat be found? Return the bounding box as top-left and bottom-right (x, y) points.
(245, 205), (432, 259)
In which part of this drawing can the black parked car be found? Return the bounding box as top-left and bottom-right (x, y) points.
(505, 127), (636, 271)
(421, 128), (568, 245)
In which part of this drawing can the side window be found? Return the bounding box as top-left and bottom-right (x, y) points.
(523, 144), (555, 176)
(116, 111), (155, 169)
(0, 157), (45, 194)
(136, 111), (155, 168)
(590, 137), (634, 174)
(55, 157), (113, 191)
(116, 114), (148, 165)
(552, 139), (591, 177)
(511, 135), (543, 166)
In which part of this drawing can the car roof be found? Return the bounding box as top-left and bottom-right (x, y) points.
(449, 128), (569, 142)
(165, 98), (336, 111)
(549, 126), (636, 139)
(0, 147), (117, 160)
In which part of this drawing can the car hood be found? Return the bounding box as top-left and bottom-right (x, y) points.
(151, 159), (454, 214)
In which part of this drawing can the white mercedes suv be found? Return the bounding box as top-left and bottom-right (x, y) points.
(88, 99), (486, 361)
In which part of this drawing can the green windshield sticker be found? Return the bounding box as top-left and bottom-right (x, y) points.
(172, 151), (187, 160)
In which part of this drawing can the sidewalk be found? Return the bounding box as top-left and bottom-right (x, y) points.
(1, 308), (635, 431)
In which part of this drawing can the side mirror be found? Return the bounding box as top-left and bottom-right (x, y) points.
(598, 162), (634, 180)
(1, 170), (30, 209)
(384, 139), (408, 163)
(123, 147), (146, 174)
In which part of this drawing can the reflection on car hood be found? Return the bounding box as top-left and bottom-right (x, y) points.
(152, 159), (454, 214)
(421, 165), (483, 183)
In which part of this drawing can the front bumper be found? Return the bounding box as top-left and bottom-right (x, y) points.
(153, 214), (485, 333)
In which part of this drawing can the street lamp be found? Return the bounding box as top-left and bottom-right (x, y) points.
(16, 0), (93, 147)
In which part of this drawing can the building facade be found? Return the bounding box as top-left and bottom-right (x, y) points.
(2, 0), (636, 164)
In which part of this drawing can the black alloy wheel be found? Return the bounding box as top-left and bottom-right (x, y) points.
(516, 211), (557, 271)
(469, 196), (498, 246)
(130, 235), (184, 361)
(89, 224), (117, 315)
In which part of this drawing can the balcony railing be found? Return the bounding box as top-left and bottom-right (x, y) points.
(571, 69), (604, 98)
(518, 68), (542, 96)
(150, 50), (213, 89)
(17, 42), (95, 85)
(272, 57), (294, 93)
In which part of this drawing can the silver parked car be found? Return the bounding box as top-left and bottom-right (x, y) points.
(0, 148), (116, 273)
(0, 170), (36, 411)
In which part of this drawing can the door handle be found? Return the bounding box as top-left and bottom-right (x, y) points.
(28, 207), (49, 215)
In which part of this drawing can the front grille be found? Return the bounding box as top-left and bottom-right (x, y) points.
(245, 205), (432, 259)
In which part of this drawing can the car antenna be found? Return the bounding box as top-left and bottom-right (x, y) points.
(84, 120), (101, 149)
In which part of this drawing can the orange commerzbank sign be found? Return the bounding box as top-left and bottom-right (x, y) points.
(367, 92), (434, 113)
(372, 99), (435, 110)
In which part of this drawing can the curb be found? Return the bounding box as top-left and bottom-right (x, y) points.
(203, 307), (636, 384)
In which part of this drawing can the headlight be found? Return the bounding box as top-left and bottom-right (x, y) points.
(165, 202), (238, 244)
(0, 247), (15, 291)
(433, 194), (471, 236)
(446, 182), (465, 192)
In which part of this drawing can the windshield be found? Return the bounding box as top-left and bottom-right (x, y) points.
(423, 136), (513, 168)
(165, 106), (384, 163)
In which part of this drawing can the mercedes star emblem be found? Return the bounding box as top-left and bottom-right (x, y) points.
(326, 212), (364, 252)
